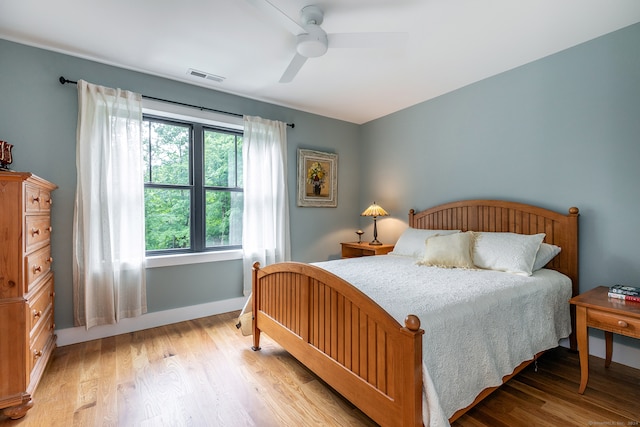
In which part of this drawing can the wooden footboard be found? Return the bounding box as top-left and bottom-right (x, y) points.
(252, 261), (424, 427)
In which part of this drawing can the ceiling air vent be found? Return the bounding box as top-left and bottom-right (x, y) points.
(187, 68), (225, 83)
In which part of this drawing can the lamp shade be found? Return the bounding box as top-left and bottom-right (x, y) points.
(361, 202), (389, 217)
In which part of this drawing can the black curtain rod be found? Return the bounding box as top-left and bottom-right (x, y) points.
(59, 76), (294, 128)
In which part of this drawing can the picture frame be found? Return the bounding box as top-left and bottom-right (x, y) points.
(297, 149), (338, 207)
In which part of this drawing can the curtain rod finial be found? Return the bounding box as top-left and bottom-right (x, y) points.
(59, 76), (78, 85)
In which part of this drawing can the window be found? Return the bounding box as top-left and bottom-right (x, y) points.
(142, 110), (243, 256)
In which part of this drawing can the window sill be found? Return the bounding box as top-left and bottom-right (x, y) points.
(145, 250), (243, 268)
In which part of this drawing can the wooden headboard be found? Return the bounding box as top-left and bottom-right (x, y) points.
(409, 199), (579, 295)
(409, 199), (579, 349)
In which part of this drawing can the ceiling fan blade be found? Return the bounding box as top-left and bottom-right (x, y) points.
(244, 0), (306, 35)
(279, 53), (308, 83)
(327, 32), (408, 49)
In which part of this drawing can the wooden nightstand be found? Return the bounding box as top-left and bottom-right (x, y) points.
(341, 242), (394, 258)
(569, 286), (640, 394)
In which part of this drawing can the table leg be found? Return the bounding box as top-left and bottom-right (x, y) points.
(604, 331), (613, 368)
(576, 306), (589, 394)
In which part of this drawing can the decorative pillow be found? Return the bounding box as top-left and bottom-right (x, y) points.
(532, 243), (561, 272)
(472, 232), (545, 276)
(417, 231), (475, 269)
(389, 228), (460, 259)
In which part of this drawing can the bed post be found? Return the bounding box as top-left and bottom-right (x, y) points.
(401, 314), (424, 427)
(251, 262), (261, 351)
(567, 207), (580, 351)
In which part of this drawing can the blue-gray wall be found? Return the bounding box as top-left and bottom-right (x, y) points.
(0, 38), (362, 330)
(361, 23), (640, 359)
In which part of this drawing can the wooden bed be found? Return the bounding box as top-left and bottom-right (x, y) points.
(250, 199), (579, 426)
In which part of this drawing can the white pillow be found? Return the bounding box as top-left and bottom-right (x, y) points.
(389, 228), (460, 259)
(472, 232), (545, 276)
(417, 232), (475, 269)
(532, 243), (561, 271)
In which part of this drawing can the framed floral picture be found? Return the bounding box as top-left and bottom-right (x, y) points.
(297, 149), (338, 207)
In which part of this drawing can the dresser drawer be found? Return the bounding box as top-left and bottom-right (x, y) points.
(25, 184), (53, 213)
(25, 215), (52, 253)
(25, 245), (52, 292)
(27, 275), (54, 333)
(587, 309), (640, 338)
(29, 309), (54, 376)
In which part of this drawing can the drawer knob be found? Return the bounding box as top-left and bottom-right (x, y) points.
(32, 196), (40, 203)
(47, 257), (54, 263)
(618, 320), (628, 328)
(31, 228), (40, 236)
(48, 226), (53, 232)
(47, 198), (53, 206)
(33, 349), (42, 360)
(33, 265), (42, 273)
(33, 309), (42, 319)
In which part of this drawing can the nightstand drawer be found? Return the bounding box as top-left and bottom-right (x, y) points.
(587, 309), (640, 337)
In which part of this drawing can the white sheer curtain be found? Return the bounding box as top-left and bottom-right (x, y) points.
(73, 80), (147, 329)
(242, 116), (291, 295)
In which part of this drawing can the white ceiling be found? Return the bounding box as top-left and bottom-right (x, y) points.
(2, 0), (640, 124)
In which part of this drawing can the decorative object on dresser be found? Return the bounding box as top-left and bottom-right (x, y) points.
(0, 171), (57, 419)
(360, 201), (389, 245)
(0, 140), (14, 169)
(355, 229), (364, 243)
(570, 286), (640, 394)
(341, 241), (394, 258)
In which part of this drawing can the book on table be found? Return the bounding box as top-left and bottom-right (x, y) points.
(609, 284), (640, 296)
(608, 292), (640, 302)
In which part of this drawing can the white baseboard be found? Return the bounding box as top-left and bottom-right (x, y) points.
(560, 336), (640, 370)
(56, 297), (247, 347)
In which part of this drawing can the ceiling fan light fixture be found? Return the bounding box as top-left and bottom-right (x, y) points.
(296, 25), (328, 58)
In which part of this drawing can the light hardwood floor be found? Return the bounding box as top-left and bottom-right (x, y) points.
(1, 311), (639, 426)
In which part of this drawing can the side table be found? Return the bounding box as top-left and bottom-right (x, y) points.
(341, 242), (394, 258)
(569, 286), (640, 393)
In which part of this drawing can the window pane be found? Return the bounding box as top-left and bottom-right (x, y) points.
(204, 130), (240, 187)
(143, 111), (243, 255)
(237, 137), (243, 188)
(143, 121), (190, 185)
(145, 188), (191, 250)
(205, 190), (243, 247)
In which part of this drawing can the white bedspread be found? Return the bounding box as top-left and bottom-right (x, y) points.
(313, 255), (572, 427)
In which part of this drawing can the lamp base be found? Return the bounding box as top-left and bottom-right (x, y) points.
(369, 239), (383, 246)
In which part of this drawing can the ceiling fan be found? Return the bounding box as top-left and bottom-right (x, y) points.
(245, 1), (407, 83)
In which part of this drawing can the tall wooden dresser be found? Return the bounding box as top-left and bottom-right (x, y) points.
(0, 171), (57, 419)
